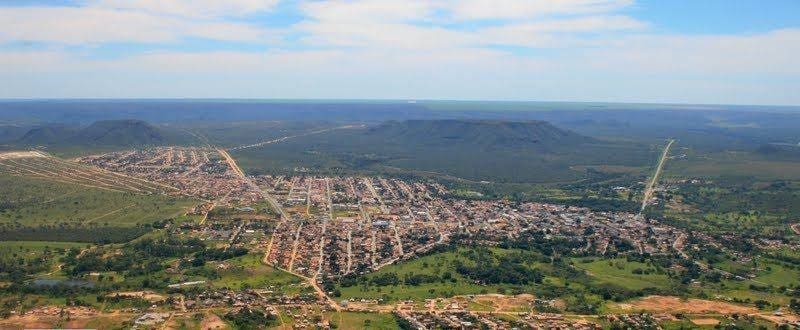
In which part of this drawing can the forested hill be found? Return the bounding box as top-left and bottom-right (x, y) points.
(232, 119), (654, 183)
(368, 119), (593, 150)
(18, 125), (80, 145)
(16, 119), (192, 149)
(73, 120), (166, 146)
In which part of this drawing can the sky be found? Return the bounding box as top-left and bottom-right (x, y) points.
(1, 0), (799, 105)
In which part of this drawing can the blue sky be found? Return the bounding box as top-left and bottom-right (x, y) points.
(1, 0), (798, 105)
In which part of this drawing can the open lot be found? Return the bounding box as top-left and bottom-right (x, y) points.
(573, 257), (672, 290)
(212, 253), (304, 293)
(611, 295), (757, 314)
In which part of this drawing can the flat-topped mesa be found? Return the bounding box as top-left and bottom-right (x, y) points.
(16, 119), (192, 148)
(368, 119), (594, 150)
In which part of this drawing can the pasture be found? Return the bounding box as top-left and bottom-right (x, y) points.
(572, 258), (671, 290)
(0, 174), (196, 228)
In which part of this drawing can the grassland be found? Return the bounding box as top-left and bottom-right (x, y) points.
(327, 312), (400, 330)
(0, 240), (85, 265)
(0, 241), (86, 252)
(0, 241), (86, 279)
(211, 254), (304, 292)
(336, 247), (563, 303)
(572, 258), (671, 290)
(337, 249), (490, 302)
(0, 174), (196, 228)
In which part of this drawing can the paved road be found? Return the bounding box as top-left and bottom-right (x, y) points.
(217, 148), (246, 177)
(228, 125), (365, 151)
(640, 139), (675, 214)
(218, 147), (342, 311)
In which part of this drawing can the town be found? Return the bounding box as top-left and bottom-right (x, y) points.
(0, 145), (775, 329)
(78, 147), (711, 283)
(0, 144), (794, 328)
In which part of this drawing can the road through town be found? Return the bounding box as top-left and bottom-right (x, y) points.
(640, 139), (675, 214)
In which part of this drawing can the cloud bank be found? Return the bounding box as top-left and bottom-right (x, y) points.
(0, 0), (797, 105)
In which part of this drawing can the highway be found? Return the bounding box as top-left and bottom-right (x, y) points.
(228, 124), (365, 151)
(640, 139), (675, 215)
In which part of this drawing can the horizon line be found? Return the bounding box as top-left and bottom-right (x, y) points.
(0, 98), (799, 109)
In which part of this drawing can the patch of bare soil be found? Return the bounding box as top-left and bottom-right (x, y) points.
(757, 313), (800, 324)
(615, 295), (757, 314)
(0, 151), (44, 160)
(201, 312), (229, 330)
(110, 290), (167, 302)
(690, 318), (721, 325)
(0, 316), (53, 330)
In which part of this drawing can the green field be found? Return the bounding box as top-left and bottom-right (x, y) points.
(328, 312), (400, 330)
(0, 241), (86, 279)
(572, 258), (671, 290)
(211, 254), (304, 293)
(337, 249), (490, 301)
(336, 247), (563, 302)
(0, 240), (86, 263)
(0, 240), (86, 252)
(0, 174), (198, 228)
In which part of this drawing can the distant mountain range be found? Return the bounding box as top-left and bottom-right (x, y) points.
(16, 119), (186, 148)
(233, 119), (654, 183)
(3, 100), (800, 153)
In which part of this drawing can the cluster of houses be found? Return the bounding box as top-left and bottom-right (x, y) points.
(79, 148), (707, 272)
(78, 147), (783, 287)
(255, 175), (703, 281)
(395, 310), (602, 329)
(5, 146), (797, 329)
(79, 147), (262, 206)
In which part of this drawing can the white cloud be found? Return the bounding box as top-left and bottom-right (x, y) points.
(445, 0), (634, 20)
(0, 6), (269, 44)
(585, 29), (800, 75)
(477, 15), (646, 47)
(298, 21), (474, 49)
(0, 0), (797, 104)
(300, 0), (636, 22)
(0, 0), (643, 48)
(301, 0), (435, 23)
(296, 0), (644, 49)
(91, 0), (280, 18)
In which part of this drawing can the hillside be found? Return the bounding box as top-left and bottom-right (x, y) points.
(18, 125), (80, 145)
(368, 120), (593, 150)
(234, 119), (655, 183)
(15, 119), (191, 151)
(0, 125), (31, 144)
(73, 119), (166, 146)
